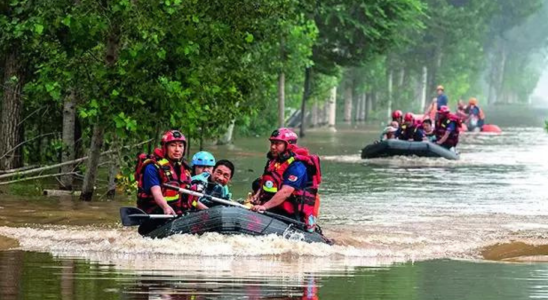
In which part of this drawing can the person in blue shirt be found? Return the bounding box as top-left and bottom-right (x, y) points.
(424, 85), (448, 120)
(251, 128), (309, 218)
(139, 130), (191, 216)
(435, 85), (448, 109)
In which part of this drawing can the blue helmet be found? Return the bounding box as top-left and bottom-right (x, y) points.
(191, 151), (216, 167)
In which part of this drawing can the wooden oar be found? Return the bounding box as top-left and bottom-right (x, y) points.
(119, 207), (176, 226)
(163, 184), (308, 229)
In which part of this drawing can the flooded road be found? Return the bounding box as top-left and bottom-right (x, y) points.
(1, 111), (548, 299)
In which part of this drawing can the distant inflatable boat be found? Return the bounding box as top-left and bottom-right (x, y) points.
(361, 139), (459, 160)
(481, 124), (502, 133)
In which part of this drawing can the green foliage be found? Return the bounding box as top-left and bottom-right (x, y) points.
(312, 0), (425, 75)
(2, 0), (547, 194)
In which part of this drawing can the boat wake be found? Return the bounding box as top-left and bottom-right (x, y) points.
(2, 211), (548, 266)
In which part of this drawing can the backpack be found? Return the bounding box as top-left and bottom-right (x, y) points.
(134, 148), (164, 189)
(293, 147), (322, 189)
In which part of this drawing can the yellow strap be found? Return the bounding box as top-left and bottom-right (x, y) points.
(157, 158), (169, 166)
(165, 195), (179, 202)
(263, 186), (278, 193)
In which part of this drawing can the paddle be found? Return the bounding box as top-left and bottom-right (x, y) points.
(119, 207), (176, 226)
(163, 184), (308, 229)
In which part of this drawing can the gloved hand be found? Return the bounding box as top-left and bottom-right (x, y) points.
(191, 172), (210, 193)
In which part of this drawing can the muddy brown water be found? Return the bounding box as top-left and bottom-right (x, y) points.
(1, 107), (548, 299)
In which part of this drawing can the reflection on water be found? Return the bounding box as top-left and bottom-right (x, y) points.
(2, 251), (548, 300)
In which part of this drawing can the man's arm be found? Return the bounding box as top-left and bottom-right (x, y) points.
(151, 186), (177, 215)
(437, 131), (451, 144)
(143, 164), (176, 215)
(252, 185), (295, 212)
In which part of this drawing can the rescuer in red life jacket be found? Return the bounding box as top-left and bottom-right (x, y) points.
(250, 128), (321, 232)
(435, 106), (461, 150)
(136, 130), (191, 216)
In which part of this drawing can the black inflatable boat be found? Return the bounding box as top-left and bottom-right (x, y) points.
(133, 206), (332, 244)
(361, 139), (459, 160)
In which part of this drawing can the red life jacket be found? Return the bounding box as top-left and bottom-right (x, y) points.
(258, 147), (322, 231)
(135, 148), (191, 214)
(435, 113), (461, 147)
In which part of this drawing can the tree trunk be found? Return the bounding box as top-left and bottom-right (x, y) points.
(277, 71), (285, 127)
(80, 16), (119, 201)
(328, 87), (337, 131)
(106, 155), (119, 199)
(420, 66), (428, 112)
(106, 138), (119, 199)
(354, 92), (361, 122)
(343, 83), (353, 123)
(299, 67), (312, 137)
(487, 52), (496, 105)
(360, 93), (367, 121)
(0, 47), (25, 170)
(398, 68), (405, 87)
(387, 69), (393, 121)
(218, 120), (235, 145)
(429, 49), (444, 93)
(494, 47), (507, 105)
(365, 93), (372, 121)
(60, 91), (76, 190)
(320, 101), (328, 126)
(310, 102), (319, 127)
(278, 36), (286, 127)
(80, 124), (104, 201)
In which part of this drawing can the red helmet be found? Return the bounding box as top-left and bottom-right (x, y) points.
(404, 113), (414, 122)
(392, 110), (403, 119)
(439, 106), (450, 114)
(269, 128), (298, 145)
(161, 130), (187, 147)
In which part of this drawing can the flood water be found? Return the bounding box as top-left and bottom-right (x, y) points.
(1, 106), (548, 299)
(3, 251), (548, 300)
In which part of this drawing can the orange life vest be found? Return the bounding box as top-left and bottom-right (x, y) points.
(136, 148), (191, 214)
(258, 148), (322, 231)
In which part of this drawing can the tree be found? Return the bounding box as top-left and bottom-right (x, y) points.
(485, 0), (545, 104)
(299, 0), (425, 136)
(15, 0), (311, 199)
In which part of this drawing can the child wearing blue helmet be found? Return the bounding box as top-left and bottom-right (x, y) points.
(190, 151), (216, 194)
(191, 151), (216, 176)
